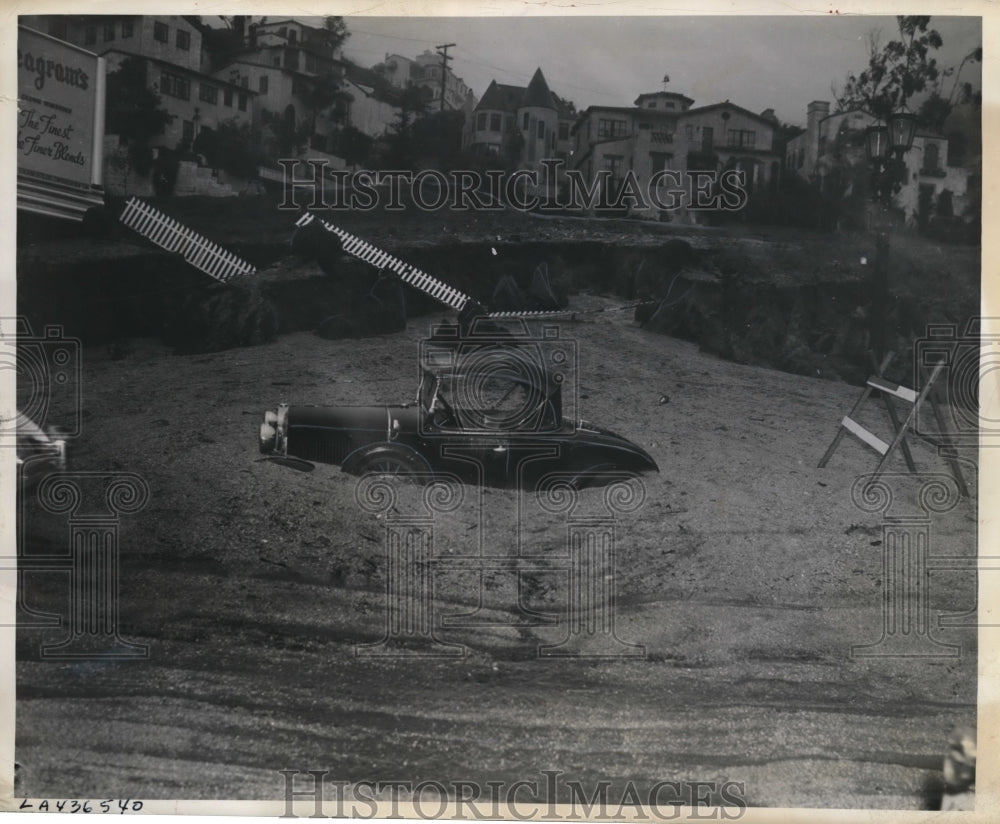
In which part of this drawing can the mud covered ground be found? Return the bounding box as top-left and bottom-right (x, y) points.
(14, 288), (978, 809)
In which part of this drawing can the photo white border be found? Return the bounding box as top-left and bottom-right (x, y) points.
(1, 1), (995, 820)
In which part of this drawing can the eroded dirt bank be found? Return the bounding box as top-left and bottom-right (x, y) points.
(17, 198), (979, 387)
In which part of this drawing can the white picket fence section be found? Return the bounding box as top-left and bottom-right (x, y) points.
(296, 213), (568, 319)
(120, 197), (256, 283)
(296, 213), (469, 311)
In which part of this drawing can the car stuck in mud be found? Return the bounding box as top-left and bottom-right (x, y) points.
(259, 320), (658, 488)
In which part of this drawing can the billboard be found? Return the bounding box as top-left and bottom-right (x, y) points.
(17, 25), (106, 221)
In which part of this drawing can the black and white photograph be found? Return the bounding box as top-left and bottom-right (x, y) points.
(5, 3), (994, 818)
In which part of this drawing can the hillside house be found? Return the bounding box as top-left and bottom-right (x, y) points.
(785, 100), (971, 228)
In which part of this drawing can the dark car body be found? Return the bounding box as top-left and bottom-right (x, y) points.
(259, 363), (658, 489)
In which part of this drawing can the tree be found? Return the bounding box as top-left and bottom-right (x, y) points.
(917, 41), (981, 132)
(260, 108), (311, 159)
(835, 16), (980, 123)
(383, 83), (431, 169)
(329, 125), (374, 167)
(105, 57), (174, 175)
(318, 16), (349, 52)
(410, 110), (466, 169)
(299, 72), (352, 136)
(194, 118), (266, 177)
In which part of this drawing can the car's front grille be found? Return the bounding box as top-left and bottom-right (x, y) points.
(290, 430), (351, 465)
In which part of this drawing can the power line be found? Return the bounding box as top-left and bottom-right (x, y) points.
(346, 30), (619, 105)
(435, 43), (455, 112)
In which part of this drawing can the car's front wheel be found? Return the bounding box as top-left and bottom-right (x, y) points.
(346, 446), (433, 482)
(357, 454), (415, 477)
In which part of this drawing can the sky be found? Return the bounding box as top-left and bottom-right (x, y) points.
(322, 14), (983, 127)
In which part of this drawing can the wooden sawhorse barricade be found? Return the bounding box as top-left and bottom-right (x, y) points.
(818, 352), (969, 497)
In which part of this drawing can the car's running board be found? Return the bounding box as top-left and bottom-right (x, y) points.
(256, 456), (316, 472)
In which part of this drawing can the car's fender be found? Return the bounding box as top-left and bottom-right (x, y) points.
(341, 442), (433, 476)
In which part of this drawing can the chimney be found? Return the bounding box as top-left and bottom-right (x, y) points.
(807, 100), (830, 135)
(806, 101), (830, 165)
(760, 108), (777, 123)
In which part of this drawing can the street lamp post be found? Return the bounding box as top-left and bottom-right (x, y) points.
(863, 112), (917, 361)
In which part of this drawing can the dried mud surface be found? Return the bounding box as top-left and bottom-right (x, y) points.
(14, 291), (978, 809)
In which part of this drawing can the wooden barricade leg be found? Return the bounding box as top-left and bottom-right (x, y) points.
(928, 394), (970, 498)
(880, 392), (918, 472)
(873, 363), (945, 479)
(818, 352), (895, 468)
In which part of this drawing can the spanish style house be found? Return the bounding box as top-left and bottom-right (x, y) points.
(785, 100), (971, 228)
(571, 91), (781, 214)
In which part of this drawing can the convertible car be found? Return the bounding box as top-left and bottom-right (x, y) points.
(258, 348), (658, 489)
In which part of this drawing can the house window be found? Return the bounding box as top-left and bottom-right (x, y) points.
(664, 102), (675, 110)
(154, 21), (168, 43)
(224, 88), (233, 107)
(650, 152), (673, 172)
(286, 49), (299, 71)
(103, 23), (115, 42)
(176, 29), (191, 50)
(122, 20), (134, 38)
(238, 92), (247, 112)
(273, 56), (281, 66)
(259, 76), (268, 94)
(199, 83), (218, 104)
(84, 26), (97, 45)
(490, 113), (502, 132)
(289, 29), (298, 44)
(597, 119), (627, 139)
(279, 27), (287, 38)
(818, 135), (827, 156)
(647, 101), (656, 108)
(602, 154), (624, 180)
(160, 73), (190, 100)
(685, 124), (694, 140)
(558, 122), (569, 141)
(651, 131), (673, 144)
(537, 120), (545, 139)
(523, 112), (530, 130)
(727, 129), (756, 148)
(182, 120), (195, 145)
(305, 54), (316, 72)
(505, 115), (514, 131)
(923, 142), (940, 173)
(476, 112), (487, 130)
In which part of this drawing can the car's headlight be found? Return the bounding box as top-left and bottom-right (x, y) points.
(259, 410), (278, 454)
(259, 406), (288, 455)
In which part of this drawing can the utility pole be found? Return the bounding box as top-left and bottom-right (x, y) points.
(436, 43), (455, 112)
